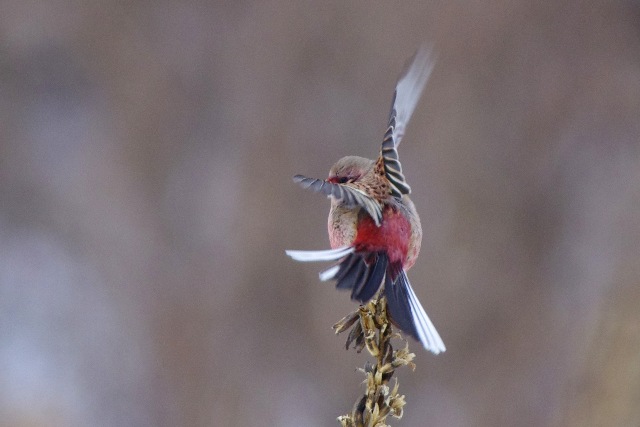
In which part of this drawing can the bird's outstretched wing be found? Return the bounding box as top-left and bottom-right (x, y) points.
(286, 247), (386, 303)
(292, 174), (383, 226)
(381, 47), (435, 198)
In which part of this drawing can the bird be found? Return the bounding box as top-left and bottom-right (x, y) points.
(285, 47), (445, 355)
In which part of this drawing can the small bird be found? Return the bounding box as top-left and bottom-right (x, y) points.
(286, 48), (445, 354)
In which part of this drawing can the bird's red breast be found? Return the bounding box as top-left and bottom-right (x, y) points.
(353, 204), (412, 270)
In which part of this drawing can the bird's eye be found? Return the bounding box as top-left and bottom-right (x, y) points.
(328, 175), (355, 184)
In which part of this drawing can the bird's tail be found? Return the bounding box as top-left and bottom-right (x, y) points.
(285, 246), (446, 354)
(385, 271), (446, 354)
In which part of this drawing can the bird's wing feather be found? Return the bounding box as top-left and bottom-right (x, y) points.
(286, 245), (445, 354)
(285, 246), (354, 262)
(286, 248), (388, 304)
(381, 47), (435, 198)
(323, 252), (388, 303)
(293, 175), (383, 226)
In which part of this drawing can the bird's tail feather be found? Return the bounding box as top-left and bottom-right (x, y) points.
(286, 247), (446, 354)
(385, 271), (446, 354)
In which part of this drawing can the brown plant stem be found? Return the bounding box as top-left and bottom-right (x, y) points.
(333, 295), (416, 427)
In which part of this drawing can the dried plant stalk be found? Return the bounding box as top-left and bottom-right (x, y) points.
(333, 295), (416, 427)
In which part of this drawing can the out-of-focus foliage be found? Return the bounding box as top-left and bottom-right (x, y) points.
(1, 1), (639, 426)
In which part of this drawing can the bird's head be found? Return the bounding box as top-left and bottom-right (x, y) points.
(327, 156), (374, 184)
(291, 155), (382, 223)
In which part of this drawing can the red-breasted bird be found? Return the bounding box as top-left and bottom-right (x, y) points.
(286, 48), (445, 354)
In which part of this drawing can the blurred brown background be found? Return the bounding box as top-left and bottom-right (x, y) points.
(1, 1), (639, 426)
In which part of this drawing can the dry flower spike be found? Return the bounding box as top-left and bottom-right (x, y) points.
(333, 295), (417, 427)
